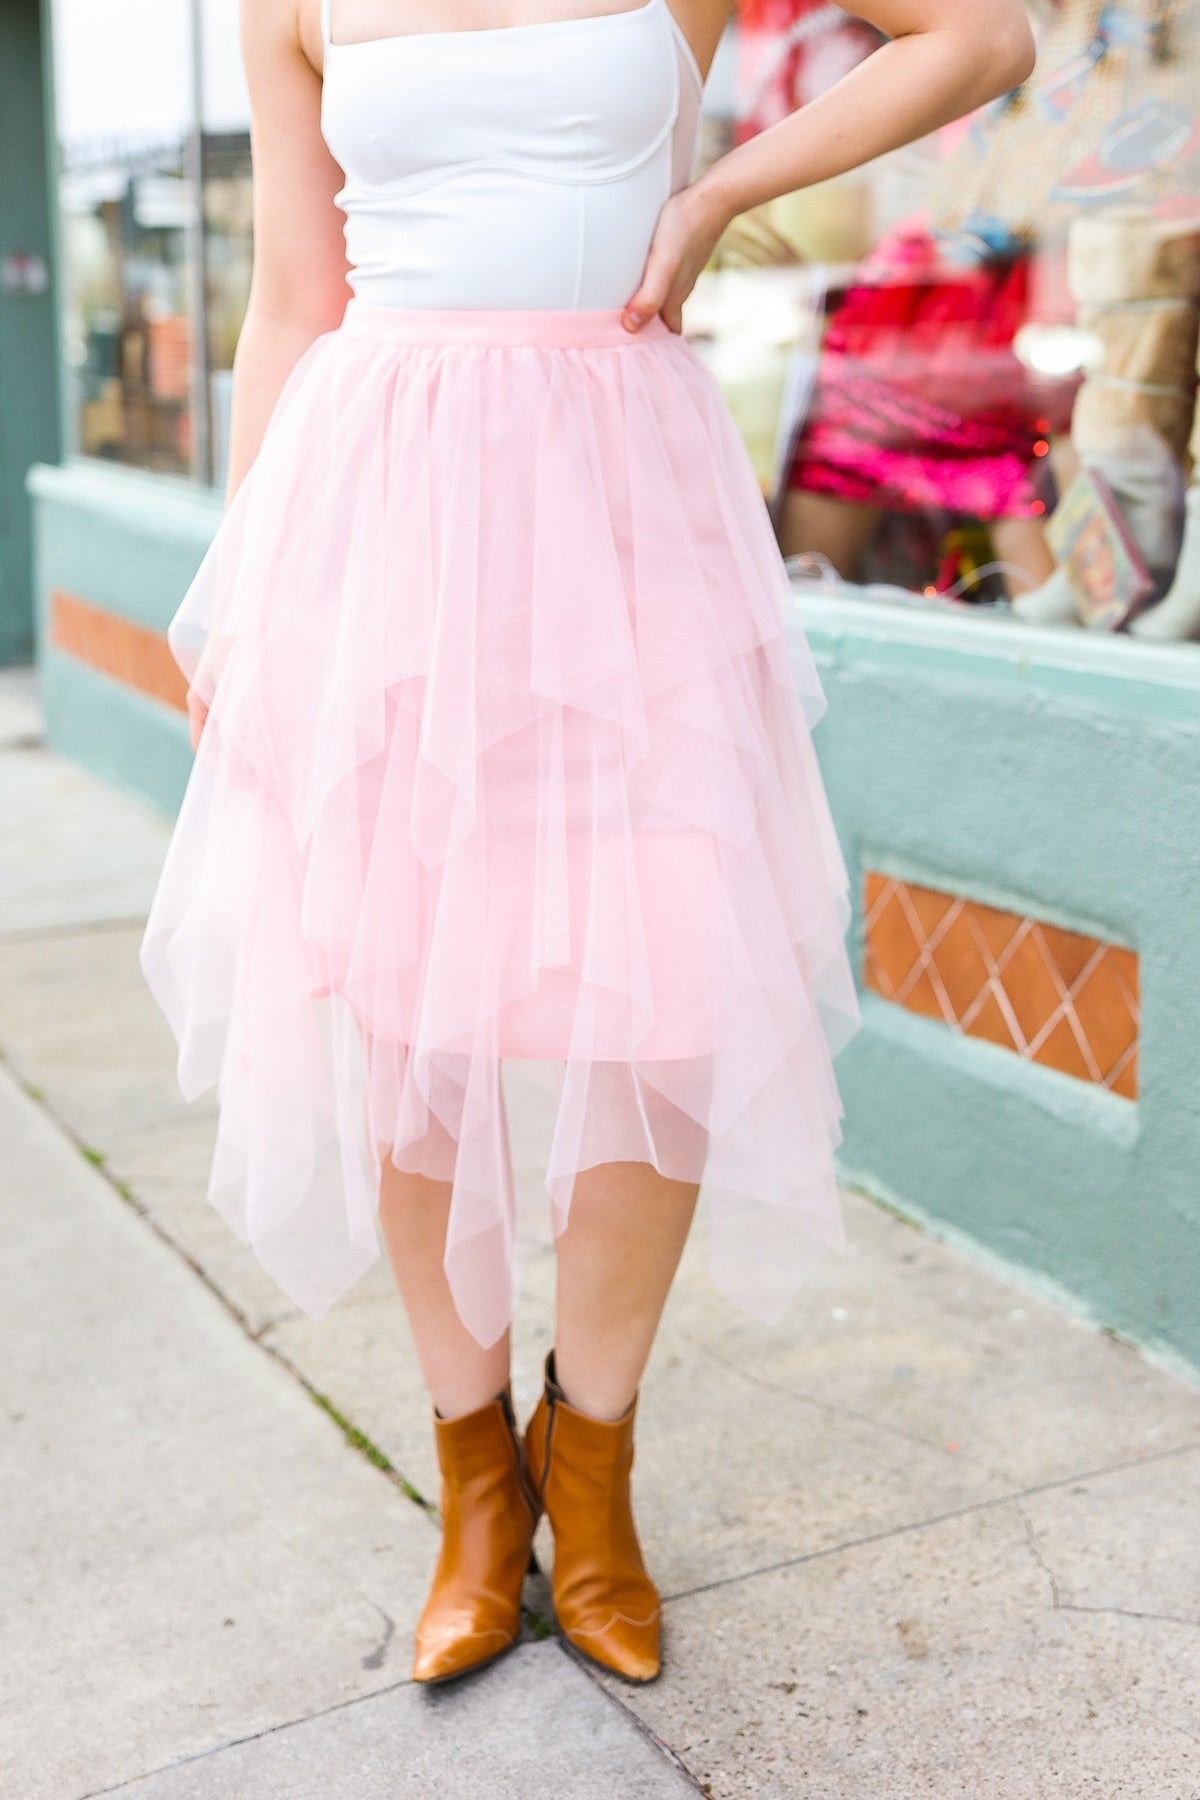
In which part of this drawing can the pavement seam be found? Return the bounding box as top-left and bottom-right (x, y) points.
(71, 1644), (711, 1800)
(0, 1053), (437, 1518)
(555, 1641), (713, 1796)
(0, 913), (156, 946)
(5, 1057), (563, 1654)
(692, 1333), (1022, 1486)
(662, 1437), (1200, 1607)
(1056, 1602), (1200, 1629)
(68, 1675), (414, 1799)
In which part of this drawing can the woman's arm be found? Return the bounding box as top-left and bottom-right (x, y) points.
(189, 0), (349, 748)
(624, 0), (1038, 332)
(221, 0), (351, 507)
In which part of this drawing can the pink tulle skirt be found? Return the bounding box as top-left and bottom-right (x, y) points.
(140, 299), (860, 1347)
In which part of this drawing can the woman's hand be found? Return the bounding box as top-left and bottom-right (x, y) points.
(622, 182), (733, 334)
(186, 688), (209, 754)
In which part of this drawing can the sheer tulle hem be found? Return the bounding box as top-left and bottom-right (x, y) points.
(139, 304), (860, 1347)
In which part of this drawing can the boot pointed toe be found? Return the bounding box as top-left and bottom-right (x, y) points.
(410, 1391), (538, 1687)
(566, 1607), (662, 1682)
(412, 1617), (516, 1684)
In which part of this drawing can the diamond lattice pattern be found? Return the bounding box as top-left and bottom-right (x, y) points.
(863, 874), (1139, 1100)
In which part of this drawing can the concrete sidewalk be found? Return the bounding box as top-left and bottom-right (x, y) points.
(3, 666), (1200, 1799)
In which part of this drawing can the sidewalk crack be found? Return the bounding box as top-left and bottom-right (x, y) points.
(70, 1677), (412, 1799)
(1018, 1500), (1064, 1609)
(1, 1055), (437, 1515)
(1058, 1602), (1200, 1630)
(558, 1640), (712, 1795)
(692, 1334), (1020, 1485)
(663, 1439), (1200, 1606)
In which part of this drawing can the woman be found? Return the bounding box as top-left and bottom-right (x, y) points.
(140, 0), (1034, 1687)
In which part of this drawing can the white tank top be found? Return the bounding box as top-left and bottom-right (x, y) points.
(319, 0), (705, 309)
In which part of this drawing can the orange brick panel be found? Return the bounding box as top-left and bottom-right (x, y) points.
(50, 590), (187, 713)
(863, 874), (1139, 1099)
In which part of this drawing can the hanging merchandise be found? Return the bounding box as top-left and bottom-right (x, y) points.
(929, 0), (1200, 258)
(779, 207), (1080, 597)
(774, 5), (1086, 595)
(783, 223), (1072, 523)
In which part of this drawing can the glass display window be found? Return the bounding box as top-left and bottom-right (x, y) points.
(684, 0), (1200, 648)
(51, 0), (253, 488)
(52, 0), (198, 476)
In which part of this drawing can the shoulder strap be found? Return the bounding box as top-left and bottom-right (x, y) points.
(661, 0), (703, 95)
(320, 0), (333, 48)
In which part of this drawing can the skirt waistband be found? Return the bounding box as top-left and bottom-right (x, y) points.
(338, 298), (672, 349)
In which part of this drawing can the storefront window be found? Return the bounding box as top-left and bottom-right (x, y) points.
(52, 0), (198, 477)
(51, 0), (252, 488)
(686, 0), (1200, 648)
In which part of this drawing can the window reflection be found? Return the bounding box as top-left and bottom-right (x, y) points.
(199, 0), (254, 491)
(687, 0), (1200, 638)
(52, 0), (196, 476)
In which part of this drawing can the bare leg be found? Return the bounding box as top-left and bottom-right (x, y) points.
(554, 1160), (700, 1420)
(778, 488), (883, 580)
(377, 1164), (509, 1419)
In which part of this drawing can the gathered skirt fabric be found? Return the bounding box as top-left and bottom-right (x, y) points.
(140, 300), (861, 1348)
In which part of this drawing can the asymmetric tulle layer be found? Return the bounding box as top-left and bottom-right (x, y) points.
(140, 301), (861, 1347)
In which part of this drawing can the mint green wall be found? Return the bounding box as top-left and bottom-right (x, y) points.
(28, 459), (216, 809)
(26, 463), (1200, 1376)
(0, 0), (61, 664)
(794, 594), (1200, 1379)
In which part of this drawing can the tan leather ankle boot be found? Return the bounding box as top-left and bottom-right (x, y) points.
(524, 1351), (661, 1683)
(412, 1389), (540, 1684)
